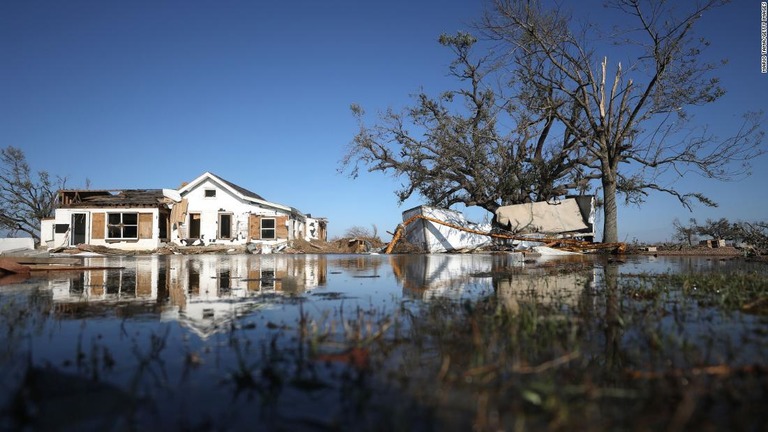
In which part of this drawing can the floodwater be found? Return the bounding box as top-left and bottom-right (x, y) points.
(1, 253), (767, 431)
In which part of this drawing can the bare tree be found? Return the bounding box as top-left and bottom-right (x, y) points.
(733, 221), (768, 254)
(341, 32), (598, 215)
(344, 224), (380, 241)
(672, 218), (698, 246)
(482, 0), (764, 242)
(0, 146), (65, 244)
(696, 217), (737, 240)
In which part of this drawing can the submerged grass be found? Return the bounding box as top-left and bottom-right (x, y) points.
(373, 267), (768, 431)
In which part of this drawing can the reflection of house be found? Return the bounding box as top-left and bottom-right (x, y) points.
(493, 269), (595, 314)
(41, 172), (327, 251)
(391, 254), (523, 300)
(44, 254), (328, 338)
(390, 254), (594, 312)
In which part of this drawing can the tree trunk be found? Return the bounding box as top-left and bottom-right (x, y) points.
(602, 174), (619, 244)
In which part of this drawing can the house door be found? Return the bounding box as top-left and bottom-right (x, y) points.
(189, 213), (201, 238)
(71, 213), (87, 245)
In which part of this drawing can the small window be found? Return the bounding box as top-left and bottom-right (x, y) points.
(204, 189), (216, 198)
(261, 218), (276, 239)
(261, 270), (275, 289)
(219, 269), (231, 295)
(107, 213), (138, 239)
(219, 214), (232, 239)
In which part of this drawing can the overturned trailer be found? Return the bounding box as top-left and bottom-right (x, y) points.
(395, 197), (597, 254)
(401, 206), (493, 253)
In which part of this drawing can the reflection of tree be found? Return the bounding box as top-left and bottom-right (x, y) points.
(603, 262), (623, 371)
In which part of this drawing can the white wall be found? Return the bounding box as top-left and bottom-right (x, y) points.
(305, 217), (322, 241)
(174, 177), (292, 246)
(0, 237), (35, 252)
(46, 208), (162, 251)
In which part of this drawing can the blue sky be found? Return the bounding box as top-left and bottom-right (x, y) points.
(1, 1), (765, 242)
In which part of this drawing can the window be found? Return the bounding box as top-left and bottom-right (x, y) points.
(261, 270), (275, 289)
(188, 266), (200, 296)
(261, 218), (276, 239)
(107, 213), (138, 239)
(204, 189), (216, 198)
(219, 214), (232, 239)
(219, 269), (231, 296)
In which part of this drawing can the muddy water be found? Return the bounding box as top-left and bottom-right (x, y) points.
(1, 253), (767, 431)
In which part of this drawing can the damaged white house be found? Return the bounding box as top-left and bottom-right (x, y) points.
(40, 172), (327, 251)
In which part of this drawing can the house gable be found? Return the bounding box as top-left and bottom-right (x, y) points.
(173, 172), (294, 245)
(178, 172), (290, 212)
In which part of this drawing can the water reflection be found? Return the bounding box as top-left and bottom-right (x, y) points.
(4, 254), (768, 430)
(38, 253), (763, 321)
(45, 255), (329, 336)
(390, 254), (524, 300)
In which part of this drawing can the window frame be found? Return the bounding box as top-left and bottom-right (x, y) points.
(106, 212), (139, 240)
(261, 218), (276, 240)
(204, 189), (216, 198)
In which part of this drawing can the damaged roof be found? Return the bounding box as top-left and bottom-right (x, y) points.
(212, 173), (266, 201)
(59, 189), (170, 208)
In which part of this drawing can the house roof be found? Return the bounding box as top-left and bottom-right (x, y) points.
(58, 189), (170, 208)
(178, 172), (290, 211)
(214, 174), (266, 201)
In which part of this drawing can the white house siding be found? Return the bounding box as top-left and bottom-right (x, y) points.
(304, 217), (327, 241)
(172, 177), (292, 247)
(45, 207), (163, 251)
(40, 173), (322, 251)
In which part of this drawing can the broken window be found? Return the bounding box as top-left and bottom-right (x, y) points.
(107, 213), (138, 239)
(204, 189), (216, 198)
(189, 213), (201, 238)
(219, 214), (232, 239)
(261, 218), (276, 239)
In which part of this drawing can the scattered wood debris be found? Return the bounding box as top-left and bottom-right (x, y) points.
(0, 256), (124, 277)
